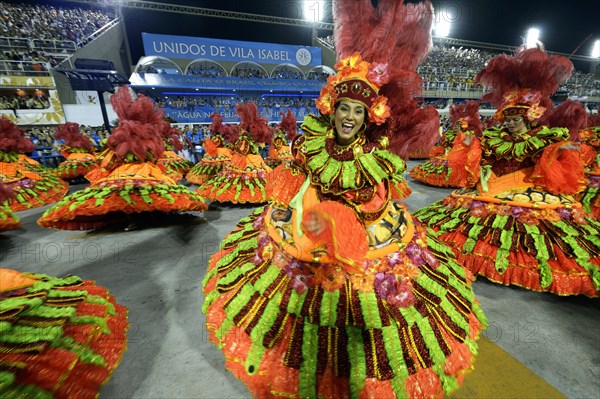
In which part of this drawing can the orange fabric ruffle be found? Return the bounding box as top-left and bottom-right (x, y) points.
(529, 142), (586, 194)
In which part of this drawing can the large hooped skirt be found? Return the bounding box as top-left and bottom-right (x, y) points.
(186, 155), (230, 186)
(0, 204), (21, 231)
(198, 167), (269, 204)
(2, 161), (69, 212)
(410, 157), (464, 188)
(38, 162), (207, 230)
(0, 268), (128, 399)
(203, 207), (486, 398)
(415, 187), (600, 297)
(157, 150), (194, 181)
(578, 174), (600, 220)
(55, 152), (98, 180)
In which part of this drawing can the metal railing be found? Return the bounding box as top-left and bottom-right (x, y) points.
(0, 18), (118, 57)
(0, 37), (31, 52)
(32, 39), (77, 54)
(0, 60), (52, 77)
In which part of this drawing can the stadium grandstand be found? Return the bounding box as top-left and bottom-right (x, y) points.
(1, 1), (599, 398)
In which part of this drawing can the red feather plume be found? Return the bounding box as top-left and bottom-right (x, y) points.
(474, 48), (573, 108)
(587, 110), (600, 128)
(278, 109), (298, 141)
(0, 117), (35, 153)
(55, 122), (93, 151)
(221, 124), (239, 144)
(236, 102), (273, 145)
(450, 100), (482, 137)
(165, 127), (184, 151)
(107, 86), (165, 161)
(539, 100), (587, 141)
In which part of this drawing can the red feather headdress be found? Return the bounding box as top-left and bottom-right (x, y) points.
(0, 117), (35, 154)
(327, 0), (439, 157)
(236, 102), (273, 145)
(107, 86), (165, 162)
(277, 109), (298, 142)
(450, 100), (482, 137)
(474, 48), (573, 123)
(55, 122), (93, 151)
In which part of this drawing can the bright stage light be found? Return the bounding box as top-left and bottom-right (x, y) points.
(525, 28), (540, 48)
(433, 11), (452, 37)
(592, 39), (600, 58)
(303, 1), (324, 22)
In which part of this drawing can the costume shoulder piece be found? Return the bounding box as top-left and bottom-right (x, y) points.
(298, 114), (405, 195)
(482, 125), (570, 161)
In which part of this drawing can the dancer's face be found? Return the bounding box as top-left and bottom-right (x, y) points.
(505, 115), (528, 134)
(334, 100), (366, 146)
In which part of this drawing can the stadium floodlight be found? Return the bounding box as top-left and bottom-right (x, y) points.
(303, 1), (324, 22)
(433, 12), (451, 37)
(525, 28), (540, 48)
(592, 39), (600, 58)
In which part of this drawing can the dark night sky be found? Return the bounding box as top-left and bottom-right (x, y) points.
(121, 0), (600, 60)
(5, 0), (600, 58)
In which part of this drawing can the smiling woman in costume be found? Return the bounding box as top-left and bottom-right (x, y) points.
(415, 48), (600, 297)
(202, 1), (486, 398)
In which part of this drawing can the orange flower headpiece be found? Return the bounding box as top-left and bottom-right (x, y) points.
(495, 89), (547, 123)
(316, 53), (391, 125)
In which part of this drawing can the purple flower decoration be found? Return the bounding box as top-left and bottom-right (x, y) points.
(557, 208), (572, 219)
(374, 272), (397, 298)
(252, 215), (264, 230)
(257, 171), (266, 179)
(405, 243), (425, 266)
(242, 174), (250, 181)
(387, 282), (415, 308)
(284, 259), (302, 277)
(19, 179), (34, 189)
(511, 206), (525, 218)
(470, 200), (484, 209)
(252, 253), (263, 265)
(388, 252), (402, 267)
(291, 274), (309, 294)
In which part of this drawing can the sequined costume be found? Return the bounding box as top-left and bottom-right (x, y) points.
(266, 110), (296, 169)
(0, 118), (68, 212)
(415, 49), (600, 296)
(0, 182), (20, 231)
(203, 16), (486, 395)
(0, 268), (128, 399)
(38, 87), (206, 230)
(54, 122), (98, 180)
(197, 103), (272, 204)
(186, 113), (233, 185)
(157, 127), (193, 181)
(578, 117), (600, 219)
(410, 101), (482, 188)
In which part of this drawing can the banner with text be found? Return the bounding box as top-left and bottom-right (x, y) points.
(142, 33), (322, 67)
(129, 73), (324, 92)
(162, 105), (317, 124)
